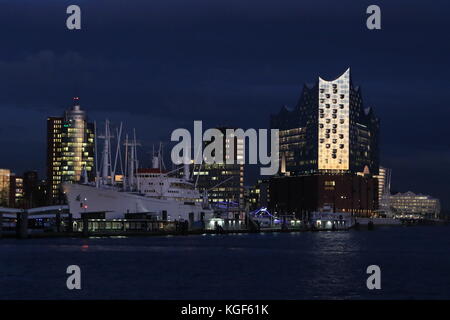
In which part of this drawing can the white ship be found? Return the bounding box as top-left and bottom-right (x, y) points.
(62, 121), (214, 225)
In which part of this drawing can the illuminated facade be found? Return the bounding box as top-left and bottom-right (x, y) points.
(0, 169), (11, 206)
(374, 166), (391, 211)
(389, 191), (440, 219)
(318, 70), (350, 171)
(14, 176), (23, 207)
(375, 167), (390, 199)
(47, 98), (95, 204)
(271, 68), (379, 176)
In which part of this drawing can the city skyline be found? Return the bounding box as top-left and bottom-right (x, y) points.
(0, 1), (449, 209)
(2, 1), (450, 304)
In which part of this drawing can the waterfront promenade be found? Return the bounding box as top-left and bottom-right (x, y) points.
(0, 207), (445, 239)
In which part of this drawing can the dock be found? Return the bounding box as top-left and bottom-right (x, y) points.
(0, 206), (446, 239)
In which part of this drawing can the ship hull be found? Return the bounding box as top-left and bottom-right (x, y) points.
(62, 183), (213, 221)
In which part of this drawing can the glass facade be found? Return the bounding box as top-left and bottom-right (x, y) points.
(318, 69), (350, 171)
(47, 98), (95, 204)
(271, 68), (379, 176)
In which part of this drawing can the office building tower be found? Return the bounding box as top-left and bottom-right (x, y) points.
(23, 171), (40, 208)
(14, 175), (24, 208)
(47, 97), (95, 203)
(193, 127), (245, 218)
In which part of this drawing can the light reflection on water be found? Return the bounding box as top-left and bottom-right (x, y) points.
(0, 226), (450, 299)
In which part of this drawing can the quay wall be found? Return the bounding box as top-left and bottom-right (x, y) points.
(355, 218), (402, 226)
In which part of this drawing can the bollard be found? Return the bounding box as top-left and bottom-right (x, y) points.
(16, 211), (28, 239)
(82, 214), (89, 237)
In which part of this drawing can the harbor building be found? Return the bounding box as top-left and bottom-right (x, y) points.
(270, 173), (377, 218)
(269, 69), (379, 217)
(193, 127), (245, 219)
(389, 191), (440, 219)
(47, 97), (96, 204)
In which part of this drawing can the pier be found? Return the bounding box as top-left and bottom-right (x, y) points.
(0, 206), (446, 239)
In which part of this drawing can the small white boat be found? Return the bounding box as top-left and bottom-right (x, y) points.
(310, 205), (354, 230)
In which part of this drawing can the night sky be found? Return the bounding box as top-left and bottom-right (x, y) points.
(0, 0), (449, 208)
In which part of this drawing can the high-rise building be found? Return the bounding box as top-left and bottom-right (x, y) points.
(23, 171), (40, 208)
(269, 69), (380, 217)
(374, 166), (391, 212)
(47, 98), (96, 204)
(0, 169), (11, 206)
(36, 179), (49, 207)
(14, 176), (24, 208)
(193, 127), (245, 218)
(271, 68), (379, 176)
(375, 166), (390, 199)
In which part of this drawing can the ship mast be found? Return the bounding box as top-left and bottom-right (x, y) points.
(98, 119), (114, 185)
(111, 122), (123, 186)
(123, 130), (140, 192)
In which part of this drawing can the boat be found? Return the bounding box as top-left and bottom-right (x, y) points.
(62, 121), (215, 227)
(309, 205), (354, 230)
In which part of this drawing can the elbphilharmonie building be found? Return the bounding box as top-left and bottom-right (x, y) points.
(271, 68), (379, 176)
(269, 69), (380, 216)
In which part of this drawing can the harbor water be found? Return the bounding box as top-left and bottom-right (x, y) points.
(1, 225), (450, 299)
